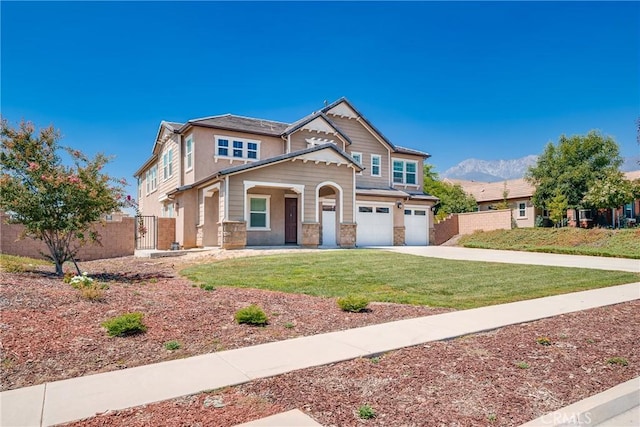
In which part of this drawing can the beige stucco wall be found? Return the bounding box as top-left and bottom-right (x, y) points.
(458, 209), (512, 234)
(477, 199), (537, 228)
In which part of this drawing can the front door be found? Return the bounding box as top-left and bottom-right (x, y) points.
(285, 198), (298, 244)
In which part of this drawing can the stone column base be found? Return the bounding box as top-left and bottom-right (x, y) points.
(339, 222), (357, 248)
(301, 222), (320, 248)
(220, 221), (246, 249)
(393, 226), (405, 246)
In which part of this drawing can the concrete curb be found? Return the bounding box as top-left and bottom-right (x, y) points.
(233, 409), (323, 426)
(519, 377), (639, 426)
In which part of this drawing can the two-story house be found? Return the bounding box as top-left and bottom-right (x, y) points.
(134, 98), (438, 249)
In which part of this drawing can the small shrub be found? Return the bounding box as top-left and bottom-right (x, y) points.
(235, 305), (268, 326)
(358, 404), (376, 420)
(69, 272), (94, 289)
(63, 270), (75, 283)
(200, 284), (215, 291)
(606, 357), (628, 366)
(536, 336), (552, 346)
(102, 312), (147, 337)
(284, 322), (295, 329)
(68, 272), (107, 301)
(2, 259), (26, 273)
(337, 295), (370, 313)
(516, 361), (530, 369)
(164, 340), (181, 350)
(80, 286), (105, 301)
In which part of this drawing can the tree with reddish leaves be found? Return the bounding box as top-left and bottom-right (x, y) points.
(1, 119), (127, 275)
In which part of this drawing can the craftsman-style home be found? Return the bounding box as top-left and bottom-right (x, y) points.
(134, 98), (437, 249)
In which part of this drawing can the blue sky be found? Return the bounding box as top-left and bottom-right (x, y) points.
(2, 1), (639, 199)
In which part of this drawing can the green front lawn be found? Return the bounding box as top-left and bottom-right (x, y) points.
(458, 228), (640, 259)
(181, 250), (639, 309)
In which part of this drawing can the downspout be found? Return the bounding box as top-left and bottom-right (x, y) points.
(177, 132), (183, 187)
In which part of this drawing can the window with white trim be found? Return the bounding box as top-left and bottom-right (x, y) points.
(351, 152), (362, 175)
(163, 148), (173, 181)
(216, 135), (260, 160)
(163, 203), (174, 218)
(517, 202), (527, 218)
(248, 195), (270, 229)
(145, 165), (157, 194)
(371, 155), (381, 177)
(392, 159), (417, 184)
(185, 137), (193, 171)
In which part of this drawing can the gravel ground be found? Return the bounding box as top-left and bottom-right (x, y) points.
(1, 250), (637, 426)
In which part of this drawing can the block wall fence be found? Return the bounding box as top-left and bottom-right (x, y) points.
(1, 214), (136, 261)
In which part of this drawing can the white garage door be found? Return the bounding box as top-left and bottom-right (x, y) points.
(404, 207), (428, 246)
(356, 204), (393, 246)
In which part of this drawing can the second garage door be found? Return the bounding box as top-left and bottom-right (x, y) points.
(404, 207), (429, 246)
(356, 204), (393, 246)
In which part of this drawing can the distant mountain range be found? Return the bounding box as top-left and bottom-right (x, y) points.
(442, 155), (640, 182)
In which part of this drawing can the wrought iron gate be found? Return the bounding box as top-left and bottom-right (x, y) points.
(135, 215), (157, 250)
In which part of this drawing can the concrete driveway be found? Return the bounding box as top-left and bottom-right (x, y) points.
(379, 246), (640, 273)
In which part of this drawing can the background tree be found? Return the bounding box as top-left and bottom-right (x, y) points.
(494, 182), (510, 210)
(423, 163), (477, 221)
(525, 130), (622, 210)
(547, 192), (568, 227)
(582, 170), (640, 227)
(1, 119), (127, 275)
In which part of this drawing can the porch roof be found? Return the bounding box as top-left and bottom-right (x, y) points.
(169, 143), (362, 196)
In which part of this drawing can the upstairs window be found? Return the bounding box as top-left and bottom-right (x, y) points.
(351, 152), (362, 165)
(371, 155), (381, 177)
(163, 148), (173, 181)
(392, 159), (417, 185)
(185, 137), (193, 171)
(216, 135), (260, 161)
(145, 165), (157, 194)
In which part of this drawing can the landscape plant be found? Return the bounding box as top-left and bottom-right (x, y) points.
(358, 404), (376, 419)
(164, 340), (181, 351)
(0, 119), (127, 275)
(102, 312), (147, 337)
(234, 305), (268, 326)
(337, 295), (370, 312)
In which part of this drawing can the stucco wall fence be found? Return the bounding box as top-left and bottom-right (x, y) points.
(433, 209), (512, 244)
(1, 214), (136, 261)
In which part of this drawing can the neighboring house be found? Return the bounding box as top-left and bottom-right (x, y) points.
(447, 178), (541, 227)
(451, 170), (640, 228)
(134, 98), (438, 249)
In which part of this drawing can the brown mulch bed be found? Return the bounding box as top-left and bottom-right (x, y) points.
(2, 252), (638, 426)
(64, 300), (640, 427)
(0, 254), (448, 391)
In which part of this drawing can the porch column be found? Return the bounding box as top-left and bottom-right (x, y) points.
(339, 222), (357, 248)
(301, 222), (320, 248)
(393, 226), (405, 246)
(220, 221), (246, 249)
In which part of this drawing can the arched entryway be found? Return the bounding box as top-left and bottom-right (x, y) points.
(316, 182), (343, 247)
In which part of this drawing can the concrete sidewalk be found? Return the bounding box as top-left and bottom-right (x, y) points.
(382, 246), (640, 273)
(2, 282), (638, 427)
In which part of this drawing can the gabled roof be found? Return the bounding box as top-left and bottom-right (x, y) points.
(449, 178), (535, 203)
(179, 114), (289, 137)
(282, 111), (353, 145)
(625, 170), (640, 181)
(322, 97), (431, 158)
(169, 144), (362, 195)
